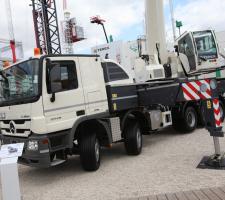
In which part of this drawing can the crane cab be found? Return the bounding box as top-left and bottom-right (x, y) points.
(176, 30), (220, 72)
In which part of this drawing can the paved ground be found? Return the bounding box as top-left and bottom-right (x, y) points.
(126, 186), (225, 200)
(1, 126), (225, 200)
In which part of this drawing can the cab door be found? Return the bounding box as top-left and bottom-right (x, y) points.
(42, 57), (86, 133)
(178, 33), (198, 71)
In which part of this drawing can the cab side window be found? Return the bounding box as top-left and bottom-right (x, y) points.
(47, 61), (78, 93)
(102, 62), (129, 83)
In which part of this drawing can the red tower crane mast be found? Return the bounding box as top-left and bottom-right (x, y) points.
(31, 0), (62, 55)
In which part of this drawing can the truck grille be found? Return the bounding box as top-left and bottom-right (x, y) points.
(0, 119), (31, 137)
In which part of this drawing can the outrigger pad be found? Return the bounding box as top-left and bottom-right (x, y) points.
(197, 155), (225, 170)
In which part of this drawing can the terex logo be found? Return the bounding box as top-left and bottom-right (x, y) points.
(94, 46), (110, 53)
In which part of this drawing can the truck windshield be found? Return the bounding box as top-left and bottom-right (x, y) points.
(193, 31), (218, 59)
(0, 59), (40, 105)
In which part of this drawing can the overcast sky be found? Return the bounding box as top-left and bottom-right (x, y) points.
(0, 0), (225, 58)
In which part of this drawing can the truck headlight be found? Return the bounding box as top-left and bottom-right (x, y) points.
(27, 140), (39, 151)
(200, 83), (208, 92)
(210, 79), (217, 90)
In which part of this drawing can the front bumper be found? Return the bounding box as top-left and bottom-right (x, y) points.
(0, 131), (70, 168)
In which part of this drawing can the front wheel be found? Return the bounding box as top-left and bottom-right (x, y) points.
(124, 120), (143, 155)
(79, 133), (100, 171)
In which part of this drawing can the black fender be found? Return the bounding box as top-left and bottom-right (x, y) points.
(68, 112), (109, 148)
(121, 109), (150, 134)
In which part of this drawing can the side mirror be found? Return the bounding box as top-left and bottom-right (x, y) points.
(46, 60), (62, 102)
(49, 65), (61, 94)
(179, 53), (191, 74)
(46, 58), (52, 67)
(174, 45), (179, 53)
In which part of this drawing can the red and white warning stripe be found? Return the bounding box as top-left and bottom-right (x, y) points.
(213, 99), (221, 127)
(182, 80), (212, 101)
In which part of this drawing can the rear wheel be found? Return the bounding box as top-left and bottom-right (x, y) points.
(79, 133), (100, 171)
(172, 106), (197, 133)
(124, 120), (142, 155)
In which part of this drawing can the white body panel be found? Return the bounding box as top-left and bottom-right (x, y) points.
(78, 57), (108, 115)
(42, 56), (108, 134)
(92, 41), (165, 82)
(216, 31), (225, 56)
(92, 40), (138, 78)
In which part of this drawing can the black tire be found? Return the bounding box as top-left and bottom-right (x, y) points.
(124, 120), (142, 155)
(172, 106), (197, 133)
(79, 133), (100, 171)
(172, 108), (182, 131)
(219, 100), (225, 122)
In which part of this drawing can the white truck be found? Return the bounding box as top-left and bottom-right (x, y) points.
(0, 53), (223, 171)
(0, 0), (223, 171)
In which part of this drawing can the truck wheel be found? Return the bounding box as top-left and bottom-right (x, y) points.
(172, 108), (182, 131)
(172, 106), (197, 133)
(182, 106), (197, 133)
(79, 133), (100, 171)
(219, 100), (225, 122)
(124, 120), (142, 155)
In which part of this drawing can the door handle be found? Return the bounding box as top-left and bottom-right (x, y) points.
(76, 110), (85, 116)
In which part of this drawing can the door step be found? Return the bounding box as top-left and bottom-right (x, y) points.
(51, 159), (66, 166)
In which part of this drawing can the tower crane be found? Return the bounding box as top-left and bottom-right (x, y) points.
(62, 0), (74, 54)
(31, 0), (62, 55)
(4, 0), (17, 63)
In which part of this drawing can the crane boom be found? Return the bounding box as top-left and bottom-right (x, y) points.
(4, 0), (17, 63)
(31, 0), (61, 55)
(145, 0), (167, 65)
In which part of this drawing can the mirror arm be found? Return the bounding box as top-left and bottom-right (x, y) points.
(50, 93), (56, 103)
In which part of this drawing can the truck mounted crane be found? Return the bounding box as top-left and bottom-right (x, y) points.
(0, 0), (224, 171)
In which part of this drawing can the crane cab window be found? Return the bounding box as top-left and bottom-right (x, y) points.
(102, 62), (129, 83)
(47, 61), (78, 93)
(178, 34), (197, 71)
(193, 31), (218, 59)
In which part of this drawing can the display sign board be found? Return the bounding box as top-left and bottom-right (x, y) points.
(0, 143), (24, 160)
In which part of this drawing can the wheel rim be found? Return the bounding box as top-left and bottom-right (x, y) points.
(95, 139), (100, 162)
(187, 111), (195, 128)
(136, 128), (142, 149)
